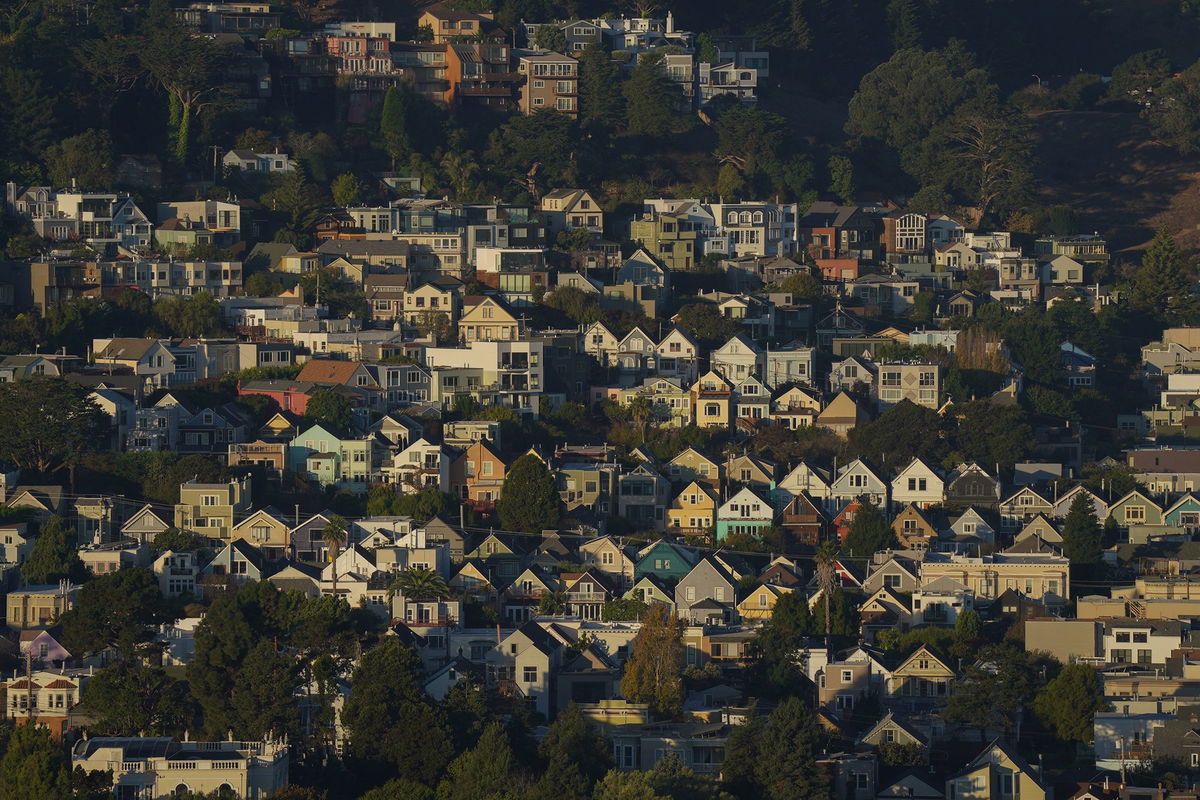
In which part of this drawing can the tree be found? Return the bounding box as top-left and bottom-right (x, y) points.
(720, 714), (764, 799)
(937, 101), (1034, 223)
(951, 400), (1034, 474)
(80, 662), (192, 736)
(496, 454), (561, 532)
(1132, 226), (1193, 316)
(624, 52), (682, 138)
(1, 69), (57, 168)
(601, 596), (648, 621)
(59, 567), (170, 657)
(673, 303), (742, 349)
(593, 770), (663, 800)
(844, 501), (896, 559)
(579, 42), (624, 130)
(1109, 49), (1172, 105)
(360, 780), (434, 800)
(749, 591), (812, 697)
(1147, 58), (1200, 154)
(955, 608), (982, 641)
(943, 645), (1036, 741)
(0, 723), (72, 800)
(341, 640), (452, 784)
(331, 173), (365, 207)
(815, 542), (836, 637)
(1033, 664), (1108, 744)
(440, 150), (481, 201)
(849, 400), (948, 466)
(621, 604), (683, 716)
(827, 155), (855, 204)
(262, 171), (322, 247)
(187, 594), (257, 736)
(485, 110), (580, 198)
(21, 516), (84, 586)
(230, 640), (300, 739)
(154, 291), (222, 337)
(1061, 491), (1102, 566)
(305, 390), (353, 433)
(321, 514), (348, 599)
(756, 698), (830, 800)
(533, 24), (567, 52)
(0, 377), (107, 479)
(43, 130), (114, 191)
(436, 721), (513, 800)
(387, 567), (451, 603)
(532, 704), (612, 800)
(140, 25), (227, 162)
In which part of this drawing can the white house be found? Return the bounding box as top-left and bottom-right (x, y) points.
(890, 458), (945, 509)
(222, 149), (297, 173)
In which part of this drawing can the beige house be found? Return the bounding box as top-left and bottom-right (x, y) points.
(459, 295), (525, 343)
(519, 53), (580, 118)
(539, 188), (602, 234)
(2, 668), (88, 740)
(231, 508), (291, 558)
(816, 391), (868, 437)
(403, 280), (461, 329)
(6, 584), (78, 629)
(875, 362), (942, 410)
(73, 736), (289, 799)
(692, 370), (734, 428)
(173, 477), (253, 541)
(919, 551), (1069, 607)
(92, 338), (175, 389)
(945, 740), (1049, 800)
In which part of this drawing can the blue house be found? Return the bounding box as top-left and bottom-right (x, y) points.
(200, 539), (266, 591)
(634, 539), (699, 582)
(1164, 493), (1200, 528)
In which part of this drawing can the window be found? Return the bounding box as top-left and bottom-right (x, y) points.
(884, 574), (901, 589)
(523, 666), (537, 683)
(1133, 632), (1148, 643)
(883, 728), (895, 743)
(1126, 505), (1146, 523)
(841, 670), (852, 683)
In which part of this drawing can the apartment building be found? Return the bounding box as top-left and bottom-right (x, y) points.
(875, 362), (943, 411)
(518, 52), (579, 117)
(173, 477), (253, 540)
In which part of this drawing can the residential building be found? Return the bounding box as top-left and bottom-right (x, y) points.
(173, 477), (253, 540)
(875, 362), (942, 411)
(518, 52), (579, 117)
(222, 149), (296, 173)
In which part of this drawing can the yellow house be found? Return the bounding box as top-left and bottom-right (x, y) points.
(667, 481), (717, 538)
(946, 740), (1049, 800)
(618, 377), (692, 428)
(737, 583), (792, 620)
(460, 296), (524, 343)
(886, 644), (955, 702)
(691, 370), (733, 428)
(667, 448), (723, 491)
(231, 508), (292, 558)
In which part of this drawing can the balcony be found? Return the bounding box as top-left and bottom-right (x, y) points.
(568, 592), (608, 603)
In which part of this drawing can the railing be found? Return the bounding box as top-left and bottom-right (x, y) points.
(569, 592), (608, 603)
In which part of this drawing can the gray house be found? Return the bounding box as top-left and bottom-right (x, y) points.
(675, 556), (738, 624)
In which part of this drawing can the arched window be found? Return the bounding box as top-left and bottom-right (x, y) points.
(174, 786), (191, 798)
(739, 211), (752, 224)
(726, 212), (737, 224)
(753, 211), (764, 224)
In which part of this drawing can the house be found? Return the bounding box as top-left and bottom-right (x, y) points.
(816, 646), (893, 713)
(716, 487), (775, 542)
(518, 54), (580, 117)
(120, 504), (172, 545)
(18, 628), (71, 668)
(459, 295), (525, 343)
(199, 539), (266, 591)
(0, 523), (33, 564)
(419, 3), (499, 44)
(626, 575), (676, 612)
(710, 334), (764, 381)
(737, 583), (792, 620)
(860, 711), (929, 755)
(862, 555), (920, 595)
(577, 536), (637, 589)
(769, 385), (822, 429)
(831, 459), (889, 508)
(885, 645), (956, 708)
(540, 188), (602, 234)
(635, 539), (699, 582)
(876, 362), (942, 411)
(1107, 488), (1164, 530)
(890, 458), (945, 508)
(816, 391), (869, 437)
(450, 439), (507, 511)
(502, 566), (559, 624)
(562, 570), (615, 620)
(230, 508), (291, 559)
(779, 493), (826, 547)
(667, 448), (723, 491)
(732, 375), (772, 424)
(487, 621), (564, 719)
(72, 736), (289, 799)
(892, 504), (939, 550)
(288, 424), (378, 492)
(944, 463), (1001, 509)
(449, 560), (498, 601)
(666, 482), (718, 540)
(911, 576), (974, 626)
(945, 740), (1049, 800)
(92, 338), (175, 390)
(2, 668), (87, 740)
(920, 551), (1069, 607)
(173, 477), (252, 541)
(222, 149), (296, 172)
(153, 550), (200, 598)
(692, 371), (734, 429)
(725, 453), (775, 491)
(675, 557), (738, 624)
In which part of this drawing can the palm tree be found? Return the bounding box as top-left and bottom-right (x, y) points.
(815, 541), (837, 640)
(386, 566), (451, 603)
(321, 514), (348, 598)
(440, 150), (480, 201)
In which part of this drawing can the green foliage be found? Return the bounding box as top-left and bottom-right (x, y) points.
(366, 487), (456, 523)
(80, 661), (192, 736)
(1131, 226), (1194, 318)
(620, 604), (683, 716)
(1061, 491), (1102, 565)
(1146, 58), (1200, 155)
(1109, 49), (1172, 104)
(59, 567), (172, 657)
(0, 377), (108, 478)
(331, 172), (366, 206)
(155, 291), (223, 338)
(496, 454), (561, 533)
(533, 24), (567, 52)
(230, 639), (300, 739)
(543, 287), (603, 325)
(360, 780), (435, 800)
(0, 723), (73, 800)
(187, 594), (257, 736)
(342, 640), (453, 784)
(673, 302), (744, 349)
(22, 516), (85, 586)
(1033, 663), (1107, 743)
(943, 644), (1038, 741)
(387, 567), (451, 602)
(827, 155), (856, 203)
(436, 721), (513, 800)
(849, 400), (948, 466)
(715, 106), (813, 199)
(44, 130), (113, 190)
(955, 608), (983, 640)
(624, 52), (684, 138)
(721, 699), (829, 800)
(844, 501), (896, 559)
(531, 704), (612, 800)
(486, 110), (581, 193)
(878, 741), (925, 766)
(949, 400), (1034, 473)
(262, 171), (323, 248)
(601, 597), (648, 621)
(305, 389), (354, 434)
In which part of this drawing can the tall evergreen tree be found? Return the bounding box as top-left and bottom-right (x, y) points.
(230, 639), (300, 740)
(436, 722), (513, 800)
(623, 52), (681, 138)
(1061, 491), (1102, 566)
(843, 500), (896, 559)
(532, 704), (612, 800)
(0, 723), (72, 800)
(756, 698), (830, 800)
(620, 604), (683, 716)
(21, 516), (84, 586)
(1032, 663), (1108, 743)
(578, 42), (623, 130)
(1132, 226), (1193, 316)
(187, 594), (257, 736)
(380, 86), (413, 168)
(496, 454), (561, 532)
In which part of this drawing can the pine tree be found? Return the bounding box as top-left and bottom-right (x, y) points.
(579, 42), (624, 131)
(187, 594), (256, 737)
(496, 454), (561, 532)
(0, 724), (73, 800)
(756, 698), (830, 800)
(381, 86), (414, 169)
(1132, 226), (1193, 316)
(532, 704), (612, 800)
(1061, 491), (1102, 566)
(623, 52), (681, 138)
(620, 604), (683, 716)
(1033, 663), (1108, 743)
(436, 722), (513, 800)
(21, 516), (83, 585)
(844, 500), (897, 559)
(230, 640), (300, 739)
